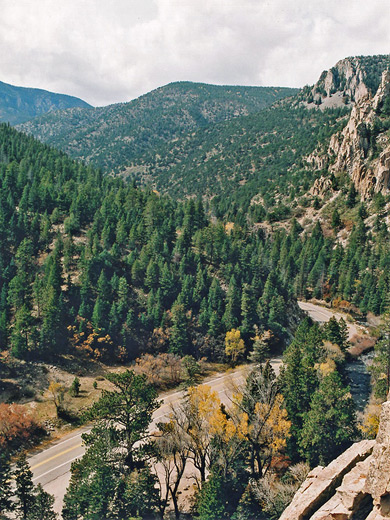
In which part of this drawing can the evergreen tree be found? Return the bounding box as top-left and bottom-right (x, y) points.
(222, 275), (241, 331)
(240, 284), (257, 337)
(29, 484), (57, 520)
(346, 183), (358, 208)
(299, 371), (357, 466)
(370, 313), (390, 399)
(63, 370), (159, 519)
(197, 471), (231, 520)
(331, 208), (341, 230)
(0, 451), (14, 516)
(14, 453), (35, 520)
(170, 303), (190, 355)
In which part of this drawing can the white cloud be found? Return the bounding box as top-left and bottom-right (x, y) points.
(0, 0), (389, 106)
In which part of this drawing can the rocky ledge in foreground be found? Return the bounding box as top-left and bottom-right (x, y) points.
(280, 398), (390, 520)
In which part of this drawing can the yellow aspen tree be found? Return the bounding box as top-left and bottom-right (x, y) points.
(225, 328), (245, 366)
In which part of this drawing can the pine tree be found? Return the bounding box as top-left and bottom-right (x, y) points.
(170, 303), (190, 355)
(11, 304), (35, 358)
(223, 275), (241, 331)
(241, 284), (257, 337)
(197, 471), (231, 520)
(14, 453), (35, 520)
(29, 484), (57, 520)
(370, 313), (390, 400)
(331, 208), (341, 230)
(0, 451), (14, 516)
(299, 371), (357, 466)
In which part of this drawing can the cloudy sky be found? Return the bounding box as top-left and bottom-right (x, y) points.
(1, 0), (389, 106)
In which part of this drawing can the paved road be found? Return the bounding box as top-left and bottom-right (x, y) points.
(298, 301), (359, 339)
(29, 301), (353, 513)
(28, 361), (282, 513)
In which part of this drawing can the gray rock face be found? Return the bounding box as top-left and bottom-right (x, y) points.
(365, 401), (390, 517)
(280, 396), (390, 519)
(328, 70), (390, 200)
(279, 440), (375, 520)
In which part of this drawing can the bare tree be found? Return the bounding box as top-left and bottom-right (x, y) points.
(154, 422), (190, 519)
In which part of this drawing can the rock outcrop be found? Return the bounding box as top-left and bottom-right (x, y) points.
(365, 401), (390, 518)
(280, 397), (390, 520)
(311, 176), (333, 197)
(327, 70), (390, 199)
(301, 56), (390, 202)
(304, 56), (390, 109)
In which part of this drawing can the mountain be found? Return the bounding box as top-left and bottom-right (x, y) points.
(17, 81), (298, 170)
(129, 99), (348, 214)
(0, 80), (91, 124)
(18, 56), (390, 226)
(123, 55), (390, 219)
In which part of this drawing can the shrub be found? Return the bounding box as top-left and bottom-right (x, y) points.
(0, 403), (41, 451)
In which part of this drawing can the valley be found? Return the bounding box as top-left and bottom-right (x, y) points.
(0, 52), (390, 520)
(25, 301), (370, 514)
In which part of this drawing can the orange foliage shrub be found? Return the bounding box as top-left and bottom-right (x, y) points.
(0, 403), (40, 451)
(146, 327), (170, 353)
(134, 353), (182, 388)
(68, 319), (125, 362)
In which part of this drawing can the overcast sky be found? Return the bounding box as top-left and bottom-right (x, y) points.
(0, 0), (389, 106)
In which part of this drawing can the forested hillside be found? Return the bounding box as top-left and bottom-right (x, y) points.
(17, 82), (298, 173)
(16, 55), (390, 225)
(0, 80), (91, 125)
(0, 123), (297, 364)
(1, 55), (390, 520)
(132, 104), (349, 216)
(1, 122), (389, 369)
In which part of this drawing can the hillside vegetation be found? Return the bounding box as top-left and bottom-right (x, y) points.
(133, 104), (348, 216)
(17, 82), (298, 171)
(1, 119), (389, 373)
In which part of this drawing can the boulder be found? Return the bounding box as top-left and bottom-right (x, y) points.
(365, 401), (390, 517)
(279, 440), (375, 520)
(310, 455), (373, 520)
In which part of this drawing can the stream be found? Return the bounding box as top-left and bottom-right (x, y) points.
(345, 351), (374, 412)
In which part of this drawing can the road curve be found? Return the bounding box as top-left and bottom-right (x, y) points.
(298, 301), (359, 339)
(29, 301), (351, 513)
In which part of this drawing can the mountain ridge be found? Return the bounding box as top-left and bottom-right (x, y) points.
(17, 81), (299, 170)
(0, 80), (91, 124)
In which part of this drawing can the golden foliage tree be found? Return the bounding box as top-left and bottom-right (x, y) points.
(225, 328), (245, 366)
(48, 381), (66, 417)
(169, 384), (240, 486)
(232, 362), (291, 477)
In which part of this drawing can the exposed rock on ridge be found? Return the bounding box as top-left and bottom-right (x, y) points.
(365, 400), (390, 518)
(328, 70), (390, 199)
(280, 396), (390, 520)
(305, 66), (390, 201)
(303, 55), (390, 109)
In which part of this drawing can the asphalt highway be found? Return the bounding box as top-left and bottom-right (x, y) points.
(28, 301), (346, 513)
(29, 363), (282, 512)
(297, 301), (359, 339)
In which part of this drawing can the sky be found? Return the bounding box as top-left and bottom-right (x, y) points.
(0, 0), (389, 107)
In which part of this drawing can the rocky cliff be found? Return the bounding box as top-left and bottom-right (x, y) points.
(280, 397), (390, 520)
(328, 69), (390, 199)
(302, 55), (390, 109)
(305, 64), (390, 201)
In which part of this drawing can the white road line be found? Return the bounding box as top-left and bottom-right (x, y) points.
(32, 454), (82, 482)
(30, 432), (85, 457)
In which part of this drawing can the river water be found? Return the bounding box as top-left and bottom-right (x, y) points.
(345, 351), (374, 412)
